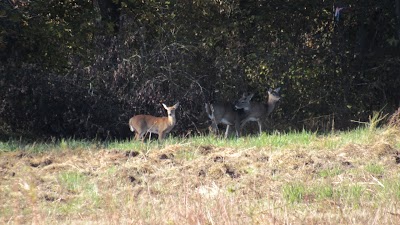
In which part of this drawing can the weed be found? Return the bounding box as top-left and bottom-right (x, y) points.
(368, 111), (388, 131)
(318, 167), (343, 178)
(365, 163), (384, 176)
(282, 183), (306, 204)
(58, 171), (87, 193)
(174, 149), (197, 161)
(395, 182), (400, 200)
(335, 184), (365, 207)
(314, 185), (334, 200)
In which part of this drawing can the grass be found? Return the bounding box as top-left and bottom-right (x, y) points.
(314, 184), (334, 200)
(282, 183), (306, 204)
(1, 126), (400, 224)
(317, 167), (343, 178)
(0, 124), (387, 149)
(58, 171), (88, 192)
(365, 163), (385, 176)
(0, 138), (101, 153)
(106, 127), (382, 153)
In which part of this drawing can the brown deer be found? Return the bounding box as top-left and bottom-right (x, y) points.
(129, 102), (179, 141)
(235, 87), (281, 135)
(205, 102), (242, 138)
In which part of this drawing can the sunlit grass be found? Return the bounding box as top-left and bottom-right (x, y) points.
(317, 167), (343, 178)
(281, 180), (398, 207)
(104, 130), (319, 152)
(58, 171), (88, 192)
(365, 163), (385, 176)
(314, 184), (334, 200)
(0, 126), (393, 154)
(282, 183), (306, 204)
(1, 126), (400, 224)
(0, 138), (101, 153)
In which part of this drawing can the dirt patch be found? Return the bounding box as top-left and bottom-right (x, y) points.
(394, 152), (400, 164)
(371, 142), (397, 158)
(213, 155), (224, 163)
(336, 140), (400, 166)
(198, 145), (213, 155)
(29, 157), (53, 168)
(125, 150), (140, 158)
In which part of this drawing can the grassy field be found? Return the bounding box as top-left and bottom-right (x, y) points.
(1, 125), (400, 224)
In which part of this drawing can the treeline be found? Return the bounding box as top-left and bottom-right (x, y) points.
(1, 0), (399, 140)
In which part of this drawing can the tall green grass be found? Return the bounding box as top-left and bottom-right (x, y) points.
(104, 126), (391, 154)
(0, 138), (100, 153)
(0, 126), (392, 153)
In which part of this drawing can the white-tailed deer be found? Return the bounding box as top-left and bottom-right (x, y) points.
(204, 102), (242, 138)
(235, 87), (281, 135)
(129, 102), (179, 141)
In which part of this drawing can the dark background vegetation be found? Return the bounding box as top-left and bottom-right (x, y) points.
(1, 0), (399, 140)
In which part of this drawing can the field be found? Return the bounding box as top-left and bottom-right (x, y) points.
(1, 125), (400, 224)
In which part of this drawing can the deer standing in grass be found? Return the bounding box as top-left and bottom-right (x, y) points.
(129, 102), (179, 141)
(235, 87), (281, 135)
(205, 102), (243, 138)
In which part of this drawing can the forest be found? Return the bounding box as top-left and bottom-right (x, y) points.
(1, 0), (400, 140)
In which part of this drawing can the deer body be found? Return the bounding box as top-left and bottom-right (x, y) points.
(235, 88), (281, 135)
(129, 102), (179, 141)
(205, 102), (242, 138)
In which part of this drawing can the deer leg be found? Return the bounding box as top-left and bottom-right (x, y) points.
(257, 120), (262, 135)
(135, 133), (140, 141)
(224, 125), (230, 138)
(139, 132), (146, 142)
(211, 121), (219, 135)
(158, 131), (164, 141)
(234, 122), (240, 138)
(210, 105), (219, 134)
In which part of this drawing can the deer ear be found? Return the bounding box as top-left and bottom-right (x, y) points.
(174, 102), (180, 108)
(162, 103), (168, 109)
(275, 87), (281, 93)
(247, 93), (254, 100)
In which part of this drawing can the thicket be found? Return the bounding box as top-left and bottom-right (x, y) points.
(1, 0), (399, 140)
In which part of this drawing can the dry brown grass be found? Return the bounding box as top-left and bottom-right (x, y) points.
(389, 107), (400, 128)
(1, 128), (400, 224)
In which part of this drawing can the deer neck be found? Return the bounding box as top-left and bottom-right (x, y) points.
(266, 99), (278, 116)
(167, 114), (176, 126)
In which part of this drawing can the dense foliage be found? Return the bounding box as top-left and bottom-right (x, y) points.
(1, 0), (399, 140)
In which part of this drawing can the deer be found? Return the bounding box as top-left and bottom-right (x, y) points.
(129, 102), (180, 141)
(234, 87), (281, 135)
(204, 102), (243, 138)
